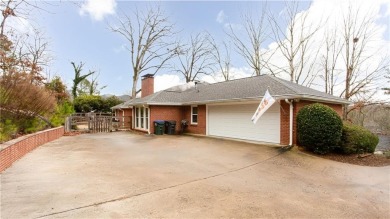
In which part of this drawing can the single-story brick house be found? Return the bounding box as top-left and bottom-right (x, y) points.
(113, 74), (349, 146)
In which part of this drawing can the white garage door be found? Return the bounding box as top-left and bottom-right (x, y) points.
(208, 103), (280, 143)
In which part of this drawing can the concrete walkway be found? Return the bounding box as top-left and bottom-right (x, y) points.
(1, 132), (389, 218)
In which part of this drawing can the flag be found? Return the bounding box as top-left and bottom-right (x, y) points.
(251, 89), (276, 124)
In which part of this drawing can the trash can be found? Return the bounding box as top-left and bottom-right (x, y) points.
(154, 120), (165, 135)
(165, 120), (176, 135)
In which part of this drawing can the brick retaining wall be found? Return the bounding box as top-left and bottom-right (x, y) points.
(0, 126), (64, 172)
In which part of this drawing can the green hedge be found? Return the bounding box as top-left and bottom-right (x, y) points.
(297, 103), (343, 154)
(74, 95), (123, 113)
(339, 122), (379, 154)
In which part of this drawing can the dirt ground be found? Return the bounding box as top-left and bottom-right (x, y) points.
(1, 132), (389, 218)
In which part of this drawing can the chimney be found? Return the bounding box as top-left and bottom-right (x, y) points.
(141, 74), (154, 98)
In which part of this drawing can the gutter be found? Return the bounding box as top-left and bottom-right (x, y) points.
(128, 94), (350, 106)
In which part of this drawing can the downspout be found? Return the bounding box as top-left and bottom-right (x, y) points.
(146, 106), (150, 135)
(285, 99), (294, 146)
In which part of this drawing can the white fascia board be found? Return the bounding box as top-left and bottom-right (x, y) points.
(183, 94), (350, 106)
(128, 95), (350, 106)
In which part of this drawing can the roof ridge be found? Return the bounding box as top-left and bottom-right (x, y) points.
(202, 74), (267, 86)
(266, 75), (299, 95)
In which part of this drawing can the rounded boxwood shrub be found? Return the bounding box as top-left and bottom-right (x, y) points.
(296, 103), (343, 154)
(339, 122), (379, 154)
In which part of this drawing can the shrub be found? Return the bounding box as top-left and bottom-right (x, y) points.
(0, 119), (17, 142)
(102, 96), (124, 112)
(73, 95), (123, 113)
(74, 95), (104, 112)
(297, 103), (343, 154)
(339, 122), (379, 154)
(19, 117), (46, 134)
(50, 101), (75, 126)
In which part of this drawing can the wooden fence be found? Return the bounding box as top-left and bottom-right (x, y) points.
(65, 113), (131, 133)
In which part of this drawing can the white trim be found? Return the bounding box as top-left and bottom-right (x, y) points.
(135, 94), (350, 106)
(132, 108), (134, 129)
(191, 105), (198, 125)
(206, 100), (260, 106)
(122, 109), (125, 127)
(134, 106), (150, 132)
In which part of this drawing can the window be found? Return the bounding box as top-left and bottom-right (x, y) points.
(140, 107), (144, 129)
(135, 108), (139, 127)
(191, 106), (198, 124)
(135, 106), (149, 131)
(145, 108), (149, 129)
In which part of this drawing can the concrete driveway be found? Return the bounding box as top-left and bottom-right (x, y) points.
(1, 132), (389, 218)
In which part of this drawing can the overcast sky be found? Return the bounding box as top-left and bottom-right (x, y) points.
(8, 0), (390, 99)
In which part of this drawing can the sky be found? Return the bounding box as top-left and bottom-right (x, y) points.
(6, 0), (390, 100)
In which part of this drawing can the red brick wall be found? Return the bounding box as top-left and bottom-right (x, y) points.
(182, 105), (206, 135)
(141, 77), (154, 98)
(123, 108), (132, 128)
(280, 101), (291, 145)
(295, 100), (343, 117)
(147, 105), (206, 135)
(280, 100), (343, 145)
(0, 126), (64, 172)
(149, 106), (183, 134)
(114, 108), (132, 129)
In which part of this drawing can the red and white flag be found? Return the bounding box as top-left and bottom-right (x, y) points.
(251, 89), (276, 124)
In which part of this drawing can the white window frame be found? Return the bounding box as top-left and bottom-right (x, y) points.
(135, 106), (149, 131)
(191, 105), (198, 125)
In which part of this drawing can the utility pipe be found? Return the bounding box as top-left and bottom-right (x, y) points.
(285, 99), (294, 146)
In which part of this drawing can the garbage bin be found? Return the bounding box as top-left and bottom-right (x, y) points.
(154, 120), (165, 135)
(165, 120), (176, 135)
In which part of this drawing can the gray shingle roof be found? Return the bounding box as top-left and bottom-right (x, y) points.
(120, 75), (350, 107)
(111, 102), (132, 110)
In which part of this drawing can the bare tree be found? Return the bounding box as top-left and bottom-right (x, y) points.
(109, 6), (177, 98)
(340, 4), (389, 117)
(172, 32), (215, 83)
(20, 29), (51, 84)
(1, 0), (19, 36)
(227, 6), (268, 76)
(210, 37), (231, 81)
(319, 27), (343, 95)
(383, 68), (390, 95)
(0, 0), (47, 36)
(268, 1), (321, 85)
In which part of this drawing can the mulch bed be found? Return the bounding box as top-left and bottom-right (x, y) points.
(298, 147), (390, 167)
